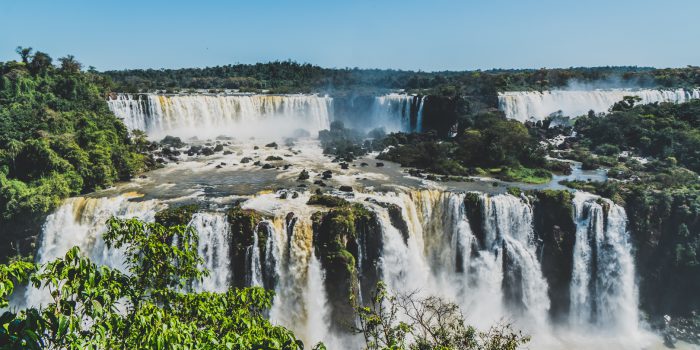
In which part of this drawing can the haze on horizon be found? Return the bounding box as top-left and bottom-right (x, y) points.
(1, 0), (698, 72)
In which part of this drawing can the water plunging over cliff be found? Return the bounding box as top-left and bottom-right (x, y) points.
(108, 94), (332, 139)
(25, 185), (649, 348)
(571, 192), (638, 334)
(370, 94), (425, 132)
(108, 93), (426, 138)
(498, 88), (700, 122)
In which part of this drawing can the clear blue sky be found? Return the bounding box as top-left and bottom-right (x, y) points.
(1, 0), (698, 71)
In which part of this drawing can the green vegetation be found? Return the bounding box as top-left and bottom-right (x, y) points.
(557, 98), (700, 319)
(104, 62), (700, 100)
(307, 193), (351, 207)
(354, 282), (529, 350)
(0, 48), (148, 258)
(0, 218), (306, 349)
(154, 204), (199, 227)
(376, 113), (559, 183)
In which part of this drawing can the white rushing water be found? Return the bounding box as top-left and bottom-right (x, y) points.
(190, 212), (231, 292)
(108, 93), (426, 139)
(571, 192), (638, 335)
(370, 93), (425, 132)
(25, 186), (648, 348)
(498, 88), (700, 122)
(108, 93), (332, 139)
(25, 193), (161, 307)
(367, 191), (550, 331)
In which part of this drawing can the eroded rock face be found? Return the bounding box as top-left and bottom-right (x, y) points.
(530, 190), (576, 321)
(227, 205), (264, 287)
(155, 204), (199, 227)
(311, 201), (380, 331)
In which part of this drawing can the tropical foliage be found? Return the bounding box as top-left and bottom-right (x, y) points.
(0, 218), (305, 349)
(0, 48), (149, 259)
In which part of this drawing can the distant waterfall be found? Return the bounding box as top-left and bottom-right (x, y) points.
(570, 192), (638, 334)
(498, 88), (700, 122)
(371, 93), (425, 132)
(190, 212), (231, 292)
(108, 93), (332, 139)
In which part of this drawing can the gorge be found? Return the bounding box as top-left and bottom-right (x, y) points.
(11, 90), (678, 349)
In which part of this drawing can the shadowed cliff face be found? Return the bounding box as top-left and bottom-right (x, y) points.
(531, 190), (577, 322)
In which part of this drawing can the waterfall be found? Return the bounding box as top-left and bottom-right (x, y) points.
(498, 88), (700, 122)
(189, 212), (231, 292)
(246, 224), (263, 287)
(570, 192), (638, 334)
(416, 96), (426, 132)
(108, 93), (332, 139)
(371, 93), (425, 132)
(263, 214), (336, 346)
(25, 193), (161, 307)
(363, 190), (549, 330)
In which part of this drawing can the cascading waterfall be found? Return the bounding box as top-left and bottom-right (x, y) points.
(371, 93), (425, 132)
(25, 193), (161, 307)
(107, 93), (332, 139)
(498, 88), (700, 122)
(570, 192), (638, 334)
(246, 224), (263, 287)
(482, 194), (550, 326)
(189, 212), (231, 292)
(263, 214), (334, 346)
(363, 190), (550, 331)
(25, 184), (648, 347)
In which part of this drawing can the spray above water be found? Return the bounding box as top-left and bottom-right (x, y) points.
(108, 93), (332, 139)
(498, 88), (700, 122)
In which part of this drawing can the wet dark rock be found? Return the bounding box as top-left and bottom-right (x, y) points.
(339, 185), (353, 192)
(155, 204), (199, 227)
(298, 169), (310, 180)
(283, 164), (291, 170)
(213, 144), (224, 152)
(223, 150), (233, 155)
(160, 135), (186, 148)
(227, 206), (265, 288)
(292, 192), (299, 199)
(201, 147), (215, 156)
(322, 170), (333, 179)
(215, 165), (223, 169)
(408, 169), (423, 178)
(240, 157), (253, 163)
(262, 163), (274, 169)
(187, 145), (202, 156)
(314, 180), (327, 187)
(360, 162), (369, 167)
(376, 162), (384, 167)
(531, 190), (576, 322)
(340, 162), (349, 170)
(253, 161), (261, 166)
(253, 146), (259, 150)
(265, 142), (278, 148)
(266, 156), (284, 161)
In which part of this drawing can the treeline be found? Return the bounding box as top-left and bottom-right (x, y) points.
(0, 48), (149, 258)
(103, 62), (700, 102)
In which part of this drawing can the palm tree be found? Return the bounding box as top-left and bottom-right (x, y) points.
(15, 46), (33, 64)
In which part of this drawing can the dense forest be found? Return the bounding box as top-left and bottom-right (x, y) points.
(104, 62), (700, 98)
(555, 99), (700, 319)
(0, 48), (150, 259)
